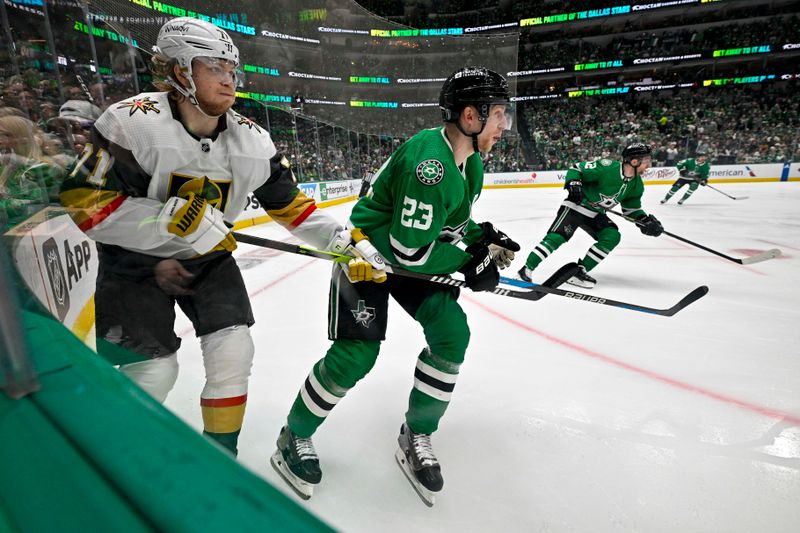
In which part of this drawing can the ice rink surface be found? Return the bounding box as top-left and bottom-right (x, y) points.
(166, 181), (799, 533)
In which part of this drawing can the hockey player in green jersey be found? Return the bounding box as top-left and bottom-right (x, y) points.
(270, 67), (521, 506)
(518, 143), (664, 288)
(660, 149), (711, 205)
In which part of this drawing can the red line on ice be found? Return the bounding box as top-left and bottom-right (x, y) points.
(465, 295), (800, 425)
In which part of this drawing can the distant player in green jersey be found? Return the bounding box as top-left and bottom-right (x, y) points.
(660, 149), (711, 205)
(518, 143), (664, 289)
(270, 67), (521, 505)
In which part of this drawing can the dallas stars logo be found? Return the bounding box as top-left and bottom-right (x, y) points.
(416, 159), (444, 186)
(351, 300), (376, 328)
(117, 96), (160, 116)
(594, 191), (623, 209)
(236, 114), (262, 133)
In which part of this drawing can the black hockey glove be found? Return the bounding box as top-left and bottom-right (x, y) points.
(700, 179), (708, 186)
(679, 168), (688, 177)
(566, 180), (583, 204)
(459, 244), (500, 292)
(477, 222), (521, 269)
(637, 214), (664, 237)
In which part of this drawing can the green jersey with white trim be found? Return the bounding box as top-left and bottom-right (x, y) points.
(564, 158), (646, 219)
(676, 158), (710, 181)
(349, 127), (484, 274)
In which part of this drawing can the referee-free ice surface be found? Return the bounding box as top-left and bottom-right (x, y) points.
(167, 181), (800, 533)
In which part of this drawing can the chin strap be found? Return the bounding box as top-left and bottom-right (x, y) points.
(167, 77), (224, 119)
(622, 160), (643, 180)
(455, 119), (486, 154)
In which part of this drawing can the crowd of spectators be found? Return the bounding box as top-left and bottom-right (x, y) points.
(2, 67), (797, 217)
(0, 78), (93, 227)
(517, 84), (798, 170)
(356, 0), (683, 29)
(2, 0), (798, 229)
(518, 16), (800, 70)
(356, 0), (793, 33)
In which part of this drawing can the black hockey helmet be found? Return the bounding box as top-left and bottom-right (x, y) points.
(439, 66), (510, 124)
(622, 142), (652, 163)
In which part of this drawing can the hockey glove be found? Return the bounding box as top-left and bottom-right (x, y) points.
(700, 179), (708, 186)
(679, 168), (688, 177)
(477, 221), (521, 269)
(565, 180), (583, 204)
(158, 193), (236, 255)
(332, 228), (387, 283)
(637, 214), (664, 237)
(459, 244), (499, 292)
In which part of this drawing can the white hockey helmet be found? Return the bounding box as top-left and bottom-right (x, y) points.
(155, 17), (240, 112)
(156, 17), (239, 69)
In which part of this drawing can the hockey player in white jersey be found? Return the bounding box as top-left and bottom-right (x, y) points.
(59, 17), (384, 455)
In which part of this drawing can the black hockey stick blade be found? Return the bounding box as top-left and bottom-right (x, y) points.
(653, 285), (708, 317)
(522, 283), (709, 316)
(606, 210), (782, 265)
(499, 263), (580, 301)
(233, 232), (703, 315)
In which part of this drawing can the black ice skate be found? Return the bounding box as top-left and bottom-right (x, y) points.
(395, 423), (443, 507)
(566, 263), (596, 289)
(270, 425), (321, 500)
(518, 265), (534, 282)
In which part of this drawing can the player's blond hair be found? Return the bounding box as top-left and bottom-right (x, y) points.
(150, 54), (186, 102)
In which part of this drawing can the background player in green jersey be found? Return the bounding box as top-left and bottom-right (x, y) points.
(270, 67), (521, 505)
(660, 149), (711, 205)
(518, 143), (664, 289)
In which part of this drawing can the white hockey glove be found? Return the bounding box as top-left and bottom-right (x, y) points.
(158, 193), (236, 255)
(331, 228), (387, 283)
(478, 222), (521, 270)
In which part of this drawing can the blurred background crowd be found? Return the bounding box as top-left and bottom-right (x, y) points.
(1, 0), (798, 228)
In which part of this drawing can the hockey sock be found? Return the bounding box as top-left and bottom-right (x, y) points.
(525, 233), (565, 270)
(580, 228), (620, 271)
(201, 394), (247, 455)
(579, 249), (605, 271)
(406, 292), (468, 434)
(406, 349), (459, 435)
(288, 340), (380, 438)
(203, 429), (241, 456)
(679, 182), (699, 203)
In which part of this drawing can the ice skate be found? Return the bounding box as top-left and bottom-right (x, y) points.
(566, 263), (596, 289)
(518, 265), (534, 283)
(660, 198), (668, 204)
(270, 426), (321, 500)
(395, 423), (443, 507)
(677, 199), (684, 205)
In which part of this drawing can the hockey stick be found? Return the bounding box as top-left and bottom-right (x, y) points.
(233, 232), (707, 316)
(607, 210), (781, 265)
(705, 184), (749, 201)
